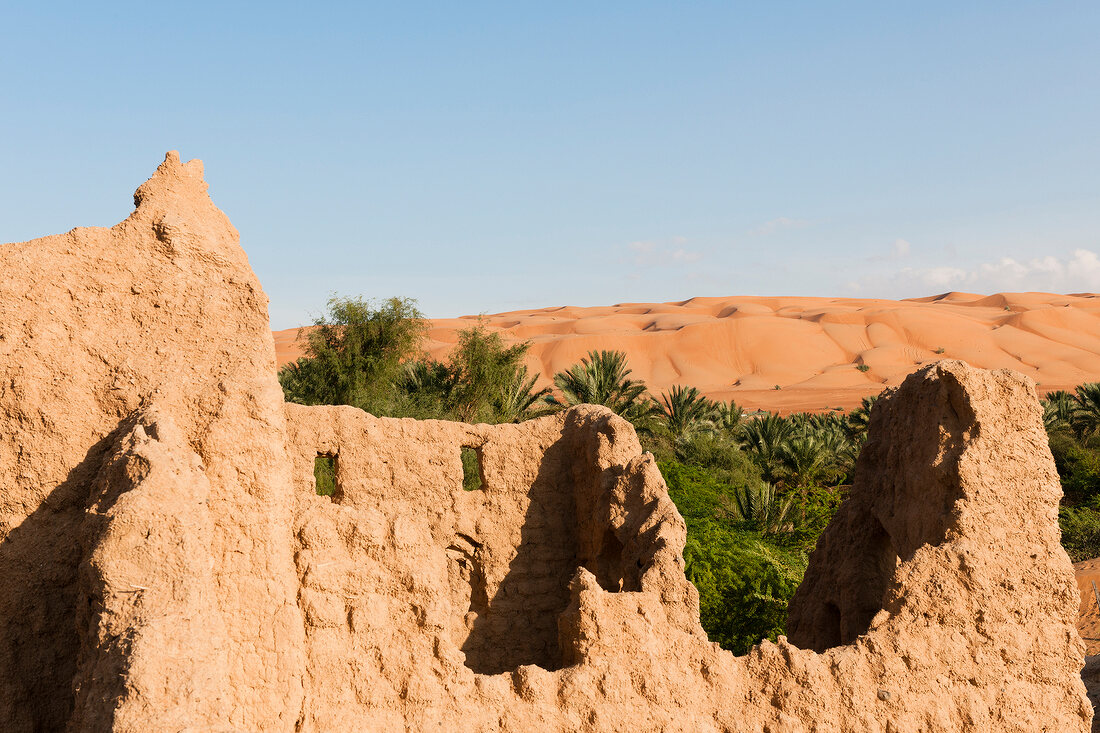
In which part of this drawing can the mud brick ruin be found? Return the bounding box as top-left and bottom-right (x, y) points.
(0, 154), (1089, 731)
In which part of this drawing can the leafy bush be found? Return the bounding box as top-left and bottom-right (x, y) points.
(1049, 432), (1100, 506)
(279, 295), (428, 415)
(661, 460), (809, 653)
(1060, 505), (1100, 562)
(684, 525), (805, 654)
(403, 323), (551, 423)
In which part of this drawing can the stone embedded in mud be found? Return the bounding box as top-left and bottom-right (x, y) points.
(0, 155), (1090, 731)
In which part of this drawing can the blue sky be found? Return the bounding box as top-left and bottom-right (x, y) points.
(2, 2), (1097, 329)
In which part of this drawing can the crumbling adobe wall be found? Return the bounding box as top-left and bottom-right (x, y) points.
(0, 154), (1091, 731)
(282, 403), (698, 730)
(0, 153), (305, 731)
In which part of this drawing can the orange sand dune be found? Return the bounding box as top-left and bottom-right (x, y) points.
(273, 291), (1100, 413)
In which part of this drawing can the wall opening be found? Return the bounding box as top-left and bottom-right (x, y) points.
(592, 528), (626, 592)
(314, 453), (339, 500)
(460, 446), (484, 492)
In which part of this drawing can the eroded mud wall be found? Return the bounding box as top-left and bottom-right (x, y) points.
(0, 153), (305, 731)
(0, 154), (1089, 732)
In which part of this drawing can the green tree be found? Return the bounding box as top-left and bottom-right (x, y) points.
(713, 400), (745, 436)
(279, 296), (428, 415)
(727, 482), (794, 536)
(654, 385), (717, 441)
(661, 460), (805, 654)
(739, 413), (793, 482)
(445, 324), (549, 423)
(777, 433), (834, 488)
(494, 365), (554, 423)
(400, 323), (552, 423)
(1043, 390), (1076, 434)
(1072, 383), (1100, 442)
(845, 394), (879, 441)
(553, 350), (653, 423)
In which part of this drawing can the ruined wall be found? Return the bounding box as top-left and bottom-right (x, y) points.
(281, 403), (695, 730)
(0, 154), (1091, 731)
(0, 153), (304, 731)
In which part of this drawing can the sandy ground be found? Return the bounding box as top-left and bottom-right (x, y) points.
(1078, 560), (1100, 656)
(273, 291), (1100, 413)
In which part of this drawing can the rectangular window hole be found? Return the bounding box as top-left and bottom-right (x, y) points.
(314, 453), (338, 498)
(460, 446), (484, 492)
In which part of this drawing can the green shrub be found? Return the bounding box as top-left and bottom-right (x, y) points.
(661, 460), (808, 653)
(313, 455), (336, 497)
(279, 295), (428, 415)
(684, 526), (805, 654)
(1060, 505), (1100, 562)
(1049, 432), (1100, 506)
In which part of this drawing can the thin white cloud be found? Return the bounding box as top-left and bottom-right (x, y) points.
(748, 217), (809, 236)
(849, 248), (1100, 295)
(866, 237), (914, 263)
(627, 238), (702, 267)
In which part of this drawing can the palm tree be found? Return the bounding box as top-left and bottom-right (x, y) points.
(713, 400), (745, 436)
(553, 350), (652, 423)
(654, 385), (717, 441)
(777, 433), (834, 489)
(1042, 389), (1075, 434)
(811, 416), (857, 480)
(1072, 383), (1100, 441)
(493, 365), (553, 422)
(727, 482), (794, 535)
(845, 394), (879, 441)
(738, 413), (793, 482)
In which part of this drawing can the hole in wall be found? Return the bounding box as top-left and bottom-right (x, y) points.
(460, 446), (484, 492)
(592, 528), (626, 592)
(314, 453), (339, 500)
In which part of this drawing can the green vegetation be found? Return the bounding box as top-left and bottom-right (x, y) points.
(314, 454), (336, 497)
(460, 447), (483, 491)
(279, 294), (1100, 653)
(553, 349), (652, 424)
(280, 297), (552, 423)
(279, 296), (429, 415)
(1043, 386), (1100, 561)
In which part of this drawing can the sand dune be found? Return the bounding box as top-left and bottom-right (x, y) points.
(273, 291), (1100, 413)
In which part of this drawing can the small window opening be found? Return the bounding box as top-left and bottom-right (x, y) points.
(314, 453), (338, 498)
(460, 446), (484, 492)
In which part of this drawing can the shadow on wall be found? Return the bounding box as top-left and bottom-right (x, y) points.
(0, 426), (126, 732)
(786, 386), (969, 653)
(451, 428), (644, 675)
(454, 438), (583, 674)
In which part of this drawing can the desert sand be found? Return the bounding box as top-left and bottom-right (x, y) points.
(274, 292), (1100, 412)
(1078, 560), (1100, 655)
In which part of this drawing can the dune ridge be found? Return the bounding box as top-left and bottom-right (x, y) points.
(273, 291), (1100, 412)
